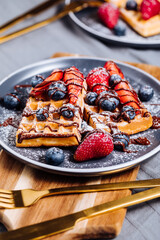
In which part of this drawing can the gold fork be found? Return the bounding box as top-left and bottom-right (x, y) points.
(0, 0), (104, 44)
(0, 178), (160, 209)
(0, 186), (160, 240)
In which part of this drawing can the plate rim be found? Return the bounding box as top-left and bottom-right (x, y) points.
(66, 0), (160, 48)
(0, 56), (160, 176)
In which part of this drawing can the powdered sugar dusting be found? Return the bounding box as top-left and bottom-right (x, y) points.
(0, 64), (160, 174)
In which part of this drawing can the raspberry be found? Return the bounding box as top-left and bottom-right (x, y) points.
(98, 3), (119, 29)
(74, 131), (114, 162)
(140, 0), (160, 20)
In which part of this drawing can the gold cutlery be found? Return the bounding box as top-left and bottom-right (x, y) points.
(0, 186), (160, 240)
(0, 178), (160, 209)
(0, 0), (104, 44)
(0, 0), (64, 34)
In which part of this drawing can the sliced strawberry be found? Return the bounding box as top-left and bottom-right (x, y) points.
(104, 61), (140, 109)
(86, 67), (110, 95)
(63, 66), (84, 105)
(104, 61), (124, 79)
(74, 131), (114, 162)
(30, 69), (63, 99)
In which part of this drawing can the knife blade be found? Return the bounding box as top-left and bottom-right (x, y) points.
(0, 186), (160, 240)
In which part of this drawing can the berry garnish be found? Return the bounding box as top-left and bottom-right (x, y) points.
(61, 103), (75, 119)
(113, 23), (126, 36)
(100, 99), (116, 111)
(3, 93), (20, 110)
(45, 147), (64, 166)
(111, 97), (120, 107)
(105, 61), (140, 110)
(36, 108), (49, 121)
(30, 69), (63, 100)
(63, 66), (84, 105)
(140, 0), (160, 20)
(113, 133), (130, 151)
(126, 0), (138, 11)
(98, 3), (119, 29)
(31, 75), (44, 87)
(109, 74), (122, 87)
(74, 131), (114, 162)
(138, 85), (154, 101)
(104, 61), (124, 79)
(121, 105), (136, 121)
(85, 92), (98, 105)
(47, 82), (66, 101)
(62, 110), (74, 119)
(86, 67), (110, 94)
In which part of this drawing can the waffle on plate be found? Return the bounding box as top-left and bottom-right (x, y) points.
(16, 67), (86, 147)
(84, 61), (152, 135)
(110, 0), (160, 37)
(16, 61), (153, 147)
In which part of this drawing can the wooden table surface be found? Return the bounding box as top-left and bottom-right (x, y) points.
(0, 1), (160, 239)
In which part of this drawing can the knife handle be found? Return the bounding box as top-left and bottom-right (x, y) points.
(1, 187), (160, 240)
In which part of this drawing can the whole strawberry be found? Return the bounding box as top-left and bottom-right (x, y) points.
(74, 131), (114, 162)
(140, 0), (160, 20)
(86, 67), (110, 94)
(98, 3), (119, 29)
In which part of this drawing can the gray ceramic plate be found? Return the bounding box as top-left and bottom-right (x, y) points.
(0, 57), (160, 176)
(66, 0), (160, 48)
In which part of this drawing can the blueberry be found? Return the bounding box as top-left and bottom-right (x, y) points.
(114, 23), (126, 36)
(31, 75), (44, 87)
(85, 92), (98, 105)
(45, 147), (64, 166)
(100, 99), (116, 111)
(110, 97), (120, 108)
(126, 0), (137, 10)
(3, 93), (20, 110)
(109, 74), (121, 87)
(121, 105), (136, 121)
(62, 110), (74, 119)
(36, 108), (49, 121)
(113, 133), (130, 151)
(138, 85), (154, 102)
(48, 82), (66, 101)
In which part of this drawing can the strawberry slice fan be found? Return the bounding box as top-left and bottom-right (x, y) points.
(104, 61), (141, 112)
(63, 66), (84, 105)
(30, 66), (84, 105)
(30, 69), (64, 100)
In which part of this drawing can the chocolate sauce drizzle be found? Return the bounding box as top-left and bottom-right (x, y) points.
(151, 116), (160, 129)
(0, 117), (20, 128)
(130, 137), (150, 145)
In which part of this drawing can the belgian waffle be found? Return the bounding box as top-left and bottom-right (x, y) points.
(110, 0), (160, 37)
(16, 68), (86, 147)
(120, 8), (160, 37)
(84, 61), (152, 135)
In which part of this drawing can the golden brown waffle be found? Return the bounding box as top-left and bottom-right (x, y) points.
(84, 104), (152, 135)
(84, 61), (152, 135)
(16, 69), (86, 147)
(110, 0), (160, 37)
(120, 8), (160, 37)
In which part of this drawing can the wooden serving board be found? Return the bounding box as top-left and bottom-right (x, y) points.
(0, 150), (139, 240)
(0, 53), (159, 240)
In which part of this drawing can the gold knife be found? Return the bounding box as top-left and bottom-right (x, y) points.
(0, 0), (103, 44)
(0, 186), (160, 240)
(0, 0), (64, 34)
